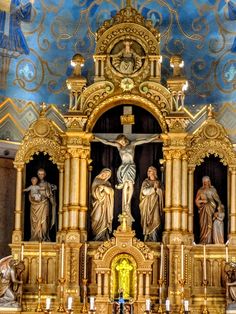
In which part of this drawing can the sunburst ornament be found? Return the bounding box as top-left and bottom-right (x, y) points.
(120, 77), (134, 91)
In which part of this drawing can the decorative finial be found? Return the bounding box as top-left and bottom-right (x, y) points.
(126, 0), (132, 7)
(207, 104), (214, 119)
(40, 102), (47, 116)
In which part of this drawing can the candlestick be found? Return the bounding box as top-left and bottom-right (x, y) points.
(202, 279), (209, 314)
(203, 244), (207, 281)
(46, 297), (51, 310)
(165, 299), (170, 312)
(82, 278), (88, 313)
(184, 300), (189, 312)
(181, 243), (184, 280)
(35, 277), (43, 312)
(67, 297), (73, 310)
(57, 278), (66, 312)
(84, 243), (88, 279)
(158, 243), (164, 313)
(145, 299), (151, 311)
(226, 244), (229, 263)
(21, 243), (24, 261)
(38, 241), (42, 279)
(160, 243), (164, 280)
(89, 296), (95, 311)
(61, 241), (65, 278)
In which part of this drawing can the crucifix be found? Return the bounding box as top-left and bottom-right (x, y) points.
(94, 105), (161, 224)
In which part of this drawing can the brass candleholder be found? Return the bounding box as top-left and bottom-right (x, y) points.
(178, 279), (186, 314)
(36, 277), (43, 312)
(81, 278), (88, 313)
(44, 311), (52, 314)
(57, 278), (66, 312)
(157, 278), (164, 313)
(202, 279), (209, 314)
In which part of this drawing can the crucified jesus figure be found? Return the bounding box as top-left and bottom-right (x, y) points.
(94, 134), (158, 222)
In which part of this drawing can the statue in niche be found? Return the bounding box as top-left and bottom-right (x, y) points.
(0, 256), (24, 308)
(91, 168), (114, 241)
(139, 166), (163, 242)
(213, 204), (225, 244)
(94, 134), (157, 222)
(24, 168), (57, 242)
(195, 176), (223, 244)
(111, 41), (144, 75)
(225, 262), (236, 309)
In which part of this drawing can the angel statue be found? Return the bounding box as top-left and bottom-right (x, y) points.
(225, 262), (236, 309)
(0, 256), (24, 308)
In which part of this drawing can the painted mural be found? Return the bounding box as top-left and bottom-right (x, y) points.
(0, 0), (235, 108)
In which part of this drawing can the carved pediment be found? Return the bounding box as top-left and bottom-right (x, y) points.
(188, 109), (236, 166)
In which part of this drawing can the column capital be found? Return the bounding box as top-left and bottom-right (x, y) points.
(13, 162), (24, 171)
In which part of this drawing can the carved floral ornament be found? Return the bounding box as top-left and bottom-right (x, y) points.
(94, 236), (153, 269)
(14, 113), (66, 165)
(188, 117), (236, 167)
(96, 5), (160, 52)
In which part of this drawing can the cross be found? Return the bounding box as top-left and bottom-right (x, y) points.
(94, 106), (162, 142)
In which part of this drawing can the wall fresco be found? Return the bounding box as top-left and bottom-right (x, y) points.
(0, 0), (235, 107)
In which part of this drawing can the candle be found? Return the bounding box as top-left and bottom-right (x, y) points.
(203, 244), (207, 281)
(165, 299), (170, 312)
(90, 296), (95, 310)
(145, 299), (151, 311)
(184, 300), (189, 312)
(68, 297), (73, 310)
(61, 241), (65, 278)
(226, 244), (229, 263)
(181, 243), (184, 280)
(160, 243), (164, 280)
(38, 241), (42, 278)
(21, 243), (24, 261)
(46, 297), (51, 310)
(84, 243), (87, 279)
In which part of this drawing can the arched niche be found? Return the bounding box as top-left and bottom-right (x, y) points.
(89, 105), (163, 240)
(24, 152), (59, 241)
(188, 113), (236, 242)
(193, 156), (228, 244)
(13, 109), (66, 243)
(111, 253), (137, 299)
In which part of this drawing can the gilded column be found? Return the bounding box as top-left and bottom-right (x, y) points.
(164, 152), (172, 231)
(58, 165), (64, 232)
(68, 149), (80, 230)
(145, 272), (150, 296)
(97, 272), (102, 296)
(79, 150), (89, 233)
(138, 272), (144, 297)
(181, 154), (188, 231)
(104, 272), (109, 296)
(63, 154), (70, 230)
(187, 167), (194, 233)
(171, 151), (182, 231)
(13, 162), (24, 242)
(230, 167), (236, 234)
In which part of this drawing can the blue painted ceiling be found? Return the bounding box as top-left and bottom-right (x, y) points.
(0, 0), (236, 110)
